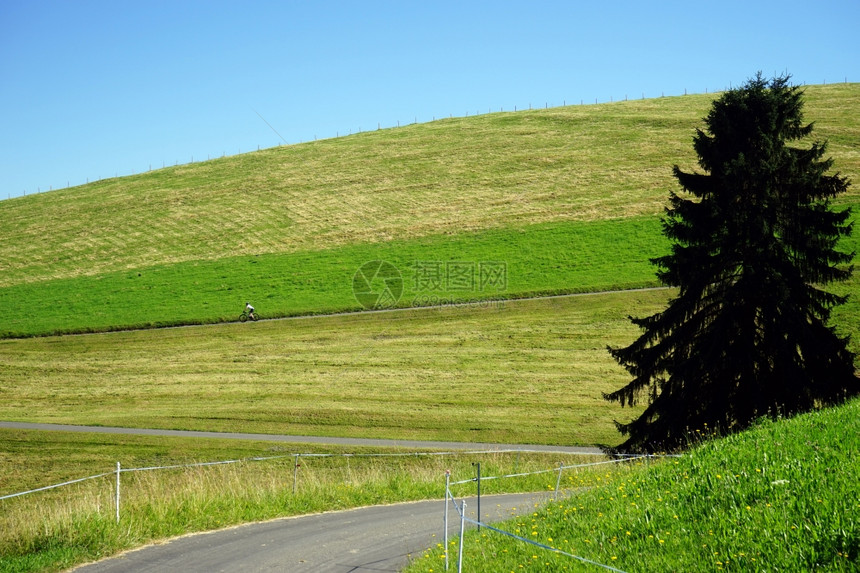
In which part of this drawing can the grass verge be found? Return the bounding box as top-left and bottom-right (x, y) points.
(405, 397), (860, 572)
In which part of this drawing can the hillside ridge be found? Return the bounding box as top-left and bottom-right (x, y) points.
(2, 84), (858, 288)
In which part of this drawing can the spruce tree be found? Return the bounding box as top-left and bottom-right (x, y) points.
(605, 73), (858, 452)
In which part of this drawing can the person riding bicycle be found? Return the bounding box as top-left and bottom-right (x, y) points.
(245, 302), (256, 320)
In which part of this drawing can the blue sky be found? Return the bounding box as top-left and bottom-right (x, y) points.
(1, 0), (858, 200)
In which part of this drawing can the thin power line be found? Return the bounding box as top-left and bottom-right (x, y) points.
(252, 108), (288, 145)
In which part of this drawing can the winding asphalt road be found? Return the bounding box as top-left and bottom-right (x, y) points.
(2, 422), (598, 571)
(70, 492), (549, 572)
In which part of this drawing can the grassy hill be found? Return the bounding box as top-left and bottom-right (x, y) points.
(1, 84), (858, 573)
(1, 83), (858, 338)
(1, 96), (703, 285)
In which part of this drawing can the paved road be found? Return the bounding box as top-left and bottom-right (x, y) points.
(70, 492), (550, 572)
(4, 423), (595, 570)
(0, 421), (602, 454)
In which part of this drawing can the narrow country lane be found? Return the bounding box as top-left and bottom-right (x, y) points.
(0, 421), (601, 454)
(70, 493), (550, 572)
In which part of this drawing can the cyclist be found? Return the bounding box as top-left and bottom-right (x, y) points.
(245, 302), (256, 320)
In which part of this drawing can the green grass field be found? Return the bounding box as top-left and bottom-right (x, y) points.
(1, 83), (858, 572)
(0, 291), (674, 447)
(0, 217), (670, 338)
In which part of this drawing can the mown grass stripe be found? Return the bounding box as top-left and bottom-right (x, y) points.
(1, 217), (670, 338)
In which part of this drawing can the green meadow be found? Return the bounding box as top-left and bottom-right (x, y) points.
(0, 292), (670, 446)
(0, 217), (668, 338)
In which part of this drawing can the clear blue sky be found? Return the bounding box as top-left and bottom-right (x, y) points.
(1, 0), (857, 200)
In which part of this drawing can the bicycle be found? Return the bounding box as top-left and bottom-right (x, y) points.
(239, 310), (258, 322)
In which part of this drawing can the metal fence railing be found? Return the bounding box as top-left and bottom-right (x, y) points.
(1, 448), (606, 520)
(2, 448), (680, 571)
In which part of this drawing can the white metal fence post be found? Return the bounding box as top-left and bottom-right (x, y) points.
(115, 462), (121, 523)
(457, 500), (466, 573)
(554, 461), (564, 500)
(444, 470), (451, 571)
(472, 462), (481, 532)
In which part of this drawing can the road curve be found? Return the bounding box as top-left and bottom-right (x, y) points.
(0, 421), (602, 454)
(6, 424), (590, 570)
(70, 492), (551, 572)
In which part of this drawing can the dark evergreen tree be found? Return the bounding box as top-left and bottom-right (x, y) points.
(605, 73), (858, 452)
